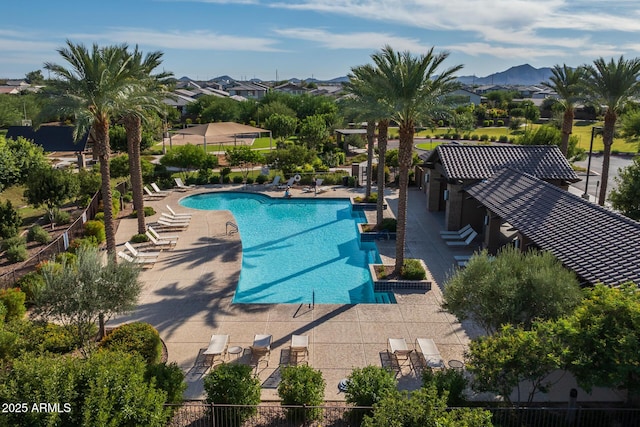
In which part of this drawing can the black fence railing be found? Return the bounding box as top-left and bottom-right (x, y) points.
(166, 403), (640, 427)
(0, 181), (127, 289)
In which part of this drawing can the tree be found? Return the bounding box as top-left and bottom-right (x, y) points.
(0, 135), (48, 191)
(0, 200), (21, 239)
(24, 167), (79, 228)
(609, 156), (640, 220)
(517, 124), (583, 160)
(36, 246), (143, 348)
(25, 70), (45, 85)
(43, 41), (143, 257)
(620, 109), (640, 142)
(203, 364), (261, 425)
(264, 113), (298, 143)
(225, 145), (264, 183)
(442, 247), (582, 334)
(583, 56), (640, 206)
(557, 283), (640, 397)
(298, 114), (329, 151)
(345, 365), (398, 408)
(466, 323), (563, 406)
(541, 64), (587, 157)
(367, 46), (462, 274)
(159, 144), (212, 175)
(264, 144), (316, 177)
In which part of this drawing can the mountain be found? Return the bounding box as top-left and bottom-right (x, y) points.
(456, 64), (554, 86)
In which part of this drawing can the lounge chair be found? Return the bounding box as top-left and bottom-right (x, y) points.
(415, 338), (444, 369)
(441, 227), (475, 240)
(166, 205), (192, 218)
(439, 224), (472, 236)
(156, 218), (189, 230)
(124, 242), (161, 259)
(151, 182), (171, 195)
(250, 334), (272, 366)
(387, 338), (413, 368)
(160, 212), (191, 223)
(148, 225), (180, 241)
(278, 176), (296, 190)
(117, 251), (156, 268)
(203, 334), (229, 366)
(143, 186), (165, 200)
(146, 231), (177, 248)
(174, 177), (195, 191)
(289, 334), (309, 365)
(316, 185), (330, 194)
(446, 230), (478, 247)
(265, 175), (281, 189)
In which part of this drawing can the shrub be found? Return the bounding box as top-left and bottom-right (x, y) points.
(209, 175), (221, 184)
(480, 134), (489, 141)
(100, 322), (163, 364)
(497, 120), (504, 126)
(379, 218), (397, 232)
(55, 252), (77, 266)
(347, 176), (356, 187)
(221, 167), (232, 177)
(471, 134), (479, 140)
(68, 236), (98, 253)
(17, 272), (45, 305)
(0, 288), (27, 321)
(8, 320), (78, 354)
(222, 175), (231, 184)
(0, 329), (19, 362)
(204, 364), (260, 425)
(401, 259), (426, 280)
(0, 200), (21, 239)
(0, 303), (5, 326)
(422, 367), (468, 406)
(1, 236), (26, 251)
(345, 365), (398, 407)
(52, 208), (71, 225)
(256, 174), (268, 184)
(129, 206), (156, 218)
(5, 242), (28, 263)
(131, 234), (149, 243)
(498, 135), (509, 143)
(483, 120), (491, 127)
(245, 177), (254, 185)
(84, 220), (106, 243)
(122, 192), (133, 203)
(27, 224), (51, 244)
(145, 362), (187, 405)
(232, 175), (244, 184)
(278, 365), (325, 421)
(490, 136), (497, 142)
(112, 189), (121, 217)
(94, 211), (105, 222)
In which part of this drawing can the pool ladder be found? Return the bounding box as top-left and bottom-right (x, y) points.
(226, 221), (238, 235)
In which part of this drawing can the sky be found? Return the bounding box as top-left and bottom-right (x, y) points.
(3, 0), (640, 82)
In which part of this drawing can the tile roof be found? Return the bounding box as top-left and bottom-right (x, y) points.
(465, 168), (640, 286)
(429, 144), (579, 182)
(6, 125), (89, 152)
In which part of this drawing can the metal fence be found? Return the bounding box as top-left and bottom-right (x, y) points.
(0, 181), (127, 289)
(166, 403), (640, 427)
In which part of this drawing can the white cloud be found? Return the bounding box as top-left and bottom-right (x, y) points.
(273, 28), (426, 51)
(446, 42), (567, 60)
(67, 28), (282, 52)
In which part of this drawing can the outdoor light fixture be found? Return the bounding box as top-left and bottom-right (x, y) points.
(582, 126), (602, 200)
(484, 215), (490, 225)
(425, 174), (430, 183)
(444, 189), (449, 201)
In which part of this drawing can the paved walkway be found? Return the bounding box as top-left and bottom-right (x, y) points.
(110, 184), (481, 401)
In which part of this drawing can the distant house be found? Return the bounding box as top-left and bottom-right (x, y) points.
(227, 82), (268, 99)
(163, 94), (196, 116)
(6, 124), (90, 153)
(274, 82), (308, 95)
(450, 89), (481, 105)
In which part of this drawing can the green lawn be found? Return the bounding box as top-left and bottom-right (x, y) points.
(0, 185), (46, 227)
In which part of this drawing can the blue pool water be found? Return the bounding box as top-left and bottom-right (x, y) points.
(180, 192), (382, 304)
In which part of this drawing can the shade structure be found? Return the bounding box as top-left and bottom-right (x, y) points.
(174, 122), (271, 152)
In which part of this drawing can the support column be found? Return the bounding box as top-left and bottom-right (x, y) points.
(426, 172), (440, 212)
(483, 210), (502, 254)
(445, 183), (463, 231)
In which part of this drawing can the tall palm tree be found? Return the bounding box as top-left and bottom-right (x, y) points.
(370, 46), (462, 274)
(44, 41), (140, 257)
(121, 47), (173, 235)
(541, 64), (586, 157)
(584, 56), (640, 206)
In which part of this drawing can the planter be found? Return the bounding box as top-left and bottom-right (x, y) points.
(350, 197), (387, 211)
(369, 260), (432, 292)
(358, 223), (396, 242)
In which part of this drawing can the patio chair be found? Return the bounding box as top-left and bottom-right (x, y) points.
(124, 242), (161, 259)
(148, 225), (180, 241)
(151, 182), (171, 195)
(146, 231), (177, 248)
(302, 178), (323, 193)
(441, 227), (475, 240)
(160, 212), (191, 223)
(446, 230), (478, 247)
(203, 334), (229, 366)
(174, 177), (195, 191)
(156, 218), (189, 230)
(265, 175), (281, 189)
(415, 338), (444, 369)
(250, 334), (272, 366)
(166, 205), (192, 218)
(277, 176), (296, 190)
(387, 338), (413, 369)
(117, 251), (156, 268)
(143, 186), (165, 200)
(439, 224), (472, 236)
(289, 334), (309, 365)
(316, 185), (331, 194)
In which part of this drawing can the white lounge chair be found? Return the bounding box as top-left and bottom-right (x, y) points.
(151, 182), (171, 195)
(156, 218), (189, 230)
(174, 177), (195, 191)
(124, 242), (161, 259)
(439, 224), (472, 236)
(265, 175), (281, 189)
(441, 227), (475, 240)
(148, 225), (180, 241)
(146, 231), (177, 248)
(289, 334), (309, 364)
(143, 186), (165, 199)
(203, 334), (229, 366)
(160, 212), (191, 223)
(446, 230), (478, 247)
(316, 185), (330, 194)
(278, 176), (296, 190)
(388, 338), (413, 368)
(415, 338), (444, 369)
(117, 251), (156, 268)
(250, 334), (272, 366)
(166, 205), (192, 218)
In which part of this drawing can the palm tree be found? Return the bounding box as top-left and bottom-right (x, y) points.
(541, 64), (586, 157)
(370, 46), (462, 274)
(44, 41), (141, 257)
(121, 47), (173, 235)
(584, 56), (640, 206)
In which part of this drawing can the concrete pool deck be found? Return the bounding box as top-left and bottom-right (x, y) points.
(109, 183), (483, 401)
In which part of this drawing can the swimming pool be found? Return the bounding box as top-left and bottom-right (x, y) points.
(179, 192), (382, 304)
